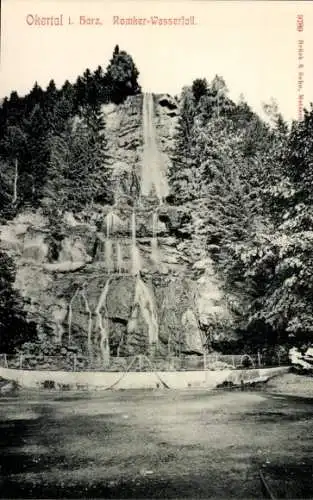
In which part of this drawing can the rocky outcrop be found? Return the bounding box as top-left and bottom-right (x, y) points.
(0, 93), (234, 362)
(158, 94), (178, 111)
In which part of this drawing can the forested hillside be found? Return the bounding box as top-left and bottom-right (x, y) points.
(0, 45), (141, 353)
(0, 45), (140, 217)
(169, 76), (313, 352)
(0, 47), (313, 358)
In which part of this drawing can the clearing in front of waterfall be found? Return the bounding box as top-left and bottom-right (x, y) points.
(0, 389), (313, 498)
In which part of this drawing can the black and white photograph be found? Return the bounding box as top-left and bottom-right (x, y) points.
(1, 0), (313, 497)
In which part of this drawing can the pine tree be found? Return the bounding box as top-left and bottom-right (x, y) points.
(105, 46), (141, 104)
(23, 104), (50, 205)
(192, 78), (208, 103)
(0, 125), (27, 208)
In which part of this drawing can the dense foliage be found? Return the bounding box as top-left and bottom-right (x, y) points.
(169, 75), (313, 351)
(0, 252), (37, 352)
(1, 50), (313, 354)
(0, 45), (140, 216)
(0, 45), (140, 350)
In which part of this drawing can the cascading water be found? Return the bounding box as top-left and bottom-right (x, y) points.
(105, 211), (113, 272)
(105, 240), (113, 273)
(134, 276), (159, 346)
(131, 211), (141, 275)
(95, 277), (112, 365)
(104, 211), (124, 272)
(141, 93), (169, 204)
(68, 285), (94, 353)
(81, 288), (93, 355)
(105, 210), (123, 234)
(116, 242), (123, 274)
(68, 288), (79, 343)
(151, 211), (159, 263)
(131, 211), (136, 242)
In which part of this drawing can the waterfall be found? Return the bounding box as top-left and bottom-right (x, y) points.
(81, 288), (93, 355)
(105, 240), (114, 273)
(68, 288), (79, 343)
(105, 211), (113, 272)
(134, 276), (159, 345)
(95, 277), (112, 364)
(151, 211), (159, 263)
(105, 210), (123, 234)
(141, 93), (169, 204)
(104, 211), (124, 272)
(116, 242), (123, 274)
(131, 211), (141, 275)
(131, 210), (136, 242)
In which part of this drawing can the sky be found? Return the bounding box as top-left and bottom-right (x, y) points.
(1, 0), (313, 122)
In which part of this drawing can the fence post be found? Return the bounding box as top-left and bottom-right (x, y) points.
(257, 351), (262, 368)
(73, 354), (77, 372)
(232, 355), (235, 368)
(19, 354), (23, 370)
(277, 352), (281, 366)
(138, 354), (142, 371)
(4, 354), (8, 368)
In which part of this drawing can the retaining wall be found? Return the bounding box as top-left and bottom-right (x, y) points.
(0, 366), (289, 390)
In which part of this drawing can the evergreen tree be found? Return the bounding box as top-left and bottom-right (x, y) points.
(192, 78), (208, 103)
(105, 46), (141, 103)
(23, 104), (50, 205)
(0, 125), (27, 209)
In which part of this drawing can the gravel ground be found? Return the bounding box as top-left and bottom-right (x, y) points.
(0, 388), (313, 498)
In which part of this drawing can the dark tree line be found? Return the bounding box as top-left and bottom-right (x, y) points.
(169, 75), (313, 353)
(0, 45), (140, 218)
(0, 45), (140, 351)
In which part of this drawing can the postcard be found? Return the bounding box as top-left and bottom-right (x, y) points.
(0, 1), (313, 498)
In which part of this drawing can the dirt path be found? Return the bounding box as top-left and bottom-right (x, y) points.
(0, 390), (312, 498)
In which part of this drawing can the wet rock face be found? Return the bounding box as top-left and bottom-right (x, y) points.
(158, 206), (192, 238)
(58, 274), (205, 356)
(0, 93), (232, 360)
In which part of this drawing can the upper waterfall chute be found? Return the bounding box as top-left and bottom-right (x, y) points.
(141, 93), (169, 204)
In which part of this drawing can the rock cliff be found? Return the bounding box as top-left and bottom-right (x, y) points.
(0, 93), (233, 364)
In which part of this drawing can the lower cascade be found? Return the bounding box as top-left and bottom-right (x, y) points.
(95, 278), (112, 365)
(7, 92), (214, 367)
(81, 287), (93, 354)
(134, 276), (159, 346)
(131, 210), (142, 275)
(151, 211), (159, 263)
(60, 93), (205, 362)
(116, 242), (123, 274)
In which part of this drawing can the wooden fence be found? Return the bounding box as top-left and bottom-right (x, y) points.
(0, 351), (288, 372)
